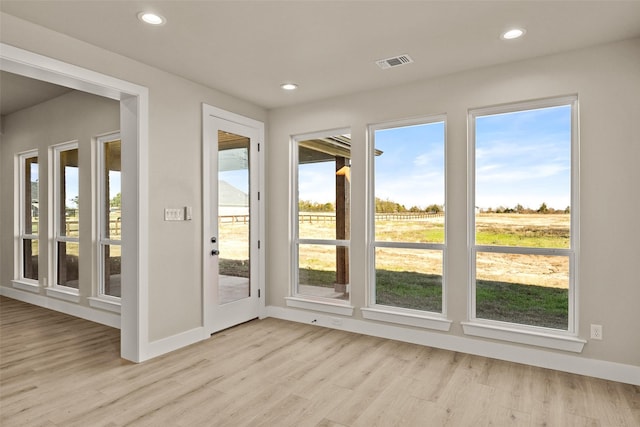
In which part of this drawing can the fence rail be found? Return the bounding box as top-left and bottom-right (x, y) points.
(63, 219), (122, 236)
(298, 212), (444, 223)
(219, 215), (250, 224)
(299, 214), (336, 223)
(60, 213), (444, 232)
(374, 212), (444, 221)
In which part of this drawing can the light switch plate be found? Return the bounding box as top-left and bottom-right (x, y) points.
(164, 208), (184, 221)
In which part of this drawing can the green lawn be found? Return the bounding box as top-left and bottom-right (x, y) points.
(476, 279), (568, 329)
(298, 266), (567, 329)
(475, 229), (569, 248)
(375, 270), (442, 312)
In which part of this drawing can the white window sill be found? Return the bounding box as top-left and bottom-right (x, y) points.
(461, 321), (586, 353)
(11, 279), (40, 293)
(285, 296), (354, 316)
(88, 297), (121, 314)
(46, 287), (80, 303)
(361, 307), (452, 332)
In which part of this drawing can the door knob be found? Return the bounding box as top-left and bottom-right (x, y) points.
(211, 249), (220, 256)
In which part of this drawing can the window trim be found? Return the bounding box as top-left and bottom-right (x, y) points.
(14, 149), (40, 287)
(466, 95), (580, 346)
(96, 132), (122, 301)
(50, 140), (81, 293)
(367, 115), (448, 323)
(291, 128), (353, 307)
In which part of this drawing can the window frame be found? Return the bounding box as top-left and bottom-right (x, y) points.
(96, 132), (122, 302)
(466, 95), (582, 345)
(363, 116), (451, 331)
(50, 140), (81, 294)
(14, 150), (40, 290)
(288, 128), (354, 315)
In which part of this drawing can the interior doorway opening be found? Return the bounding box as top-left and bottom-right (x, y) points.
(0, 43), (148, 362)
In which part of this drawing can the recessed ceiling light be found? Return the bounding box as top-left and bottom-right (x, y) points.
(501, 28), (525, 40)
(138, 12), (166, 26)
(281, 83), (298, 91)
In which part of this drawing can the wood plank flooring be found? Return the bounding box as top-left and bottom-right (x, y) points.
(1, 296), (638, 426)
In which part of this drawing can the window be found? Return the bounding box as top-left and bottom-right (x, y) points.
(293, 130), (351, 303)
(469, 96), (578, 333)
(52, 142), (80, 289)
(18, 151), (39, 283)
(97, 134), (122, 298)
(369, 118), (446, 315)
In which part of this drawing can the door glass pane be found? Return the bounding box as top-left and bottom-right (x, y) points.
(296, 134), (351, 300)
(298, 244), (348, 300)
(23, 239), (39, 280)
(104, 140), (122, 240)
(476, 251), (569, 329)
(374, 122), (445, 243)
(57, 241), (79, 288)
(59, 148), (79, 237)
(375, 247), (442, 312)
(218, 130), (250, 304)
(25, 157), (39, 235)
(298, 136), (351, 241)
(102, 244), (121, 298)
(475, 105), (571, 248)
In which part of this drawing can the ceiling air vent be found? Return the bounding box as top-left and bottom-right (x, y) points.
(376, 54), (414, 70)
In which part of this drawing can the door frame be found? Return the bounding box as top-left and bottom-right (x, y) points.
(0, 43), (149, 362)
(202, 104), (265, 333)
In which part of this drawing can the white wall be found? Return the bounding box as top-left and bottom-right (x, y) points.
(0, 12), (267, 343)
(266, 38), (640, 367)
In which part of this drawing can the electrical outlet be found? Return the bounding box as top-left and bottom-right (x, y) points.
(590, 324), (603, 340)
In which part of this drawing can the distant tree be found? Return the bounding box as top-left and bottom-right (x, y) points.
(537, 202), (549, 213)
(425, 204), (442, 214)
(110, 192), (122, 208)
(515, 203), (524, 213)
(299, 200), (334, 212)
(564, 206), (571, 214)
(376, 197), (405, 213)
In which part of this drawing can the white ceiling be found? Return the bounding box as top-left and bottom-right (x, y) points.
(1, 1), (640, 110)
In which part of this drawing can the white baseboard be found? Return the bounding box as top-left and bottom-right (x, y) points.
(1, 286), (120, 329)
(266, 305), (640, 386)
(143, 327), (207, 361)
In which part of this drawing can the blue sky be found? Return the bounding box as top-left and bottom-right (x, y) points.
(64, 167), (79, 208)
(61, 167), (121, 208)
(299, 105), (571, 211)
(30, 163), (39, 183)
(220, 170), (249, 194)
(297, 122), (446, 209)
(374, 122), (445, 209)
(475, 105), (571, 210)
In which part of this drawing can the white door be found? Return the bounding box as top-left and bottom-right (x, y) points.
(203, 105), (263, 334)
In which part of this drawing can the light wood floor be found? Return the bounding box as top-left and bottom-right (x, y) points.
(1, 296), (638, 427)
